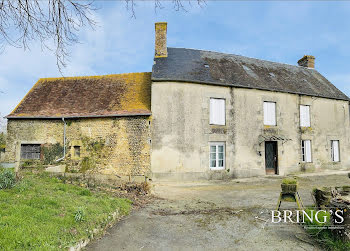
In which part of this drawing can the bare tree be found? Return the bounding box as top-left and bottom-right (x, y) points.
(0, 1), (205, 71)
(126, 0), (206, 18)
(0, 0), (96, 71)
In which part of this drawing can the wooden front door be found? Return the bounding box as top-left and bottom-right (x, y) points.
(265, 141), (278, 175)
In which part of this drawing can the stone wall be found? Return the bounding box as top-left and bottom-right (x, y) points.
(5, 116), (151, 176)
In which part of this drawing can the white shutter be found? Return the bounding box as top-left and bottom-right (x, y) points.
(264, 102), (276, 125)
(300, 105), (310, 127)
(264, 102), (269, 125)
(270, 102), (276, 125)
(210, 99), (215, 124)
(217, 99), (225, 125)
(332, 141), (340, 162)
(210, 98), (225, 125)
(305, 140), (312, 162)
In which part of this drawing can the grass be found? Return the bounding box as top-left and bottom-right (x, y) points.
(0, 170), (131, 250)
(303, 208), (350, 251)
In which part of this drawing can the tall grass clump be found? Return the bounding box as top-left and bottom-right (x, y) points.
(0, 168), (16, 189)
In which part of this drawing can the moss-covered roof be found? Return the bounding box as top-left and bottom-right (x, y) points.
(7, 72), (152, 118)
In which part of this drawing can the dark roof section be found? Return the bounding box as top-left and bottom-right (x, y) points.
(7, 73), (152, 119)
(152, 48), (350, 101)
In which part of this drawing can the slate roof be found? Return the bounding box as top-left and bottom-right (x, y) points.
(152, 48), (350, 101)
(7, 72), (152, 119)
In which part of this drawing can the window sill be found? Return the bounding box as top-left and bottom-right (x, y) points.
(210, 167), (225, 171)
(300, 127), (313, 133)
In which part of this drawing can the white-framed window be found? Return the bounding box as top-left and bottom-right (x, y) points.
(209, 142), (225, 170)
(331, 140), (340, 162)
(301, 140), (312, 163)
(210, 98), (225, 125)
(300, 105), (311, 127)
(264, 101), (276, 126)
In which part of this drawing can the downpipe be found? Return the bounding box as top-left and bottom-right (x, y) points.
(55, 117), (66, 162)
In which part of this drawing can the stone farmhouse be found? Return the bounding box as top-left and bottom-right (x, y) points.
(4, 22), (350, 179)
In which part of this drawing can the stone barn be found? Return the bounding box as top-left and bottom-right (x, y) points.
(5, 73), (152, 176)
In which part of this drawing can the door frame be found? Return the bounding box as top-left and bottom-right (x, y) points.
(265, 141), (278, 175)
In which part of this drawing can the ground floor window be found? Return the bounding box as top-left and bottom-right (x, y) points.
(21, 144), (41, 160)
(301, 140), (312, 163)
(210, 142), (225, 170)
(331, 140), (340, 162)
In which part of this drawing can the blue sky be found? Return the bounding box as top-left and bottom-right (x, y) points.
(1, 1), (350, 128)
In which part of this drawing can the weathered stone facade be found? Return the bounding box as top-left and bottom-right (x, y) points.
(6, 116), (151, 176)
(151, 81), (350, 179)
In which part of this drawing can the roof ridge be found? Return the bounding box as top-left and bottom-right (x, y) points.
(167, 47), (316, 71)
(38, 72), (152, 82)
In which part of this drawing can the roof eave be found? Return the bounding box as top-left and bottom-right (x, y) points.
(5, 112), (152, 119)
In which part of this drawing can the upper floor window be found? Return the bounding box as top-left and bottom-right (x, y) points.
(300, 105), (311, 127)
(264, 101), (276, 126)
(331, 140), (340, 162)
(301, 140), (312, 163)
(210, 98), (225, 125)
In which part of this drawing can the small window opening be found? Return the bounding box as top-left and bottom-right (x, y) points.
(21, 144), (41, 160)
(74, 146), (81, 157)
(331, 140), (340, 162)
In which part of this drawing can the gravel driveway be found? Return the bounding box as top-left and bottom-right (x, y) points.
(87, 171), (350, 250)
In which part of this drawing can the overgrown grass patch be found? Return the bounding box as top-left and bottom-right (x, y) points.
(0, 170), (131, 250)
(303, 208), (350, 251)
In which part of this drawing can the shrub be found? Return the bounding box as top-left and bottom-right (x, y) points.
(0, 132), (5, 150)
(41, 143), (64, 165)
(0, 168), (16, 189)
(80, 157), (95, 173)
(141, 181), (152, 194)
(74, 207), (85, 222)
(282, 178), (297, 185)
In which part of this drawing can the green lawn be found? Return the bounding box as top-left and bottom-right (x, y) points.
(0, 170), (131, 250)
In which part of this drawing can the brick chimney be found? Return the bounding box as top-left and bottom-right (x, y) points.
(298, 55), (315, 68)
(155, 22), (167, 58)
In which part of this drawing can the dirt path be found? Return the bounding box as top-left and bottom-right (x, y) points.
(87, 172), (350, 250)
